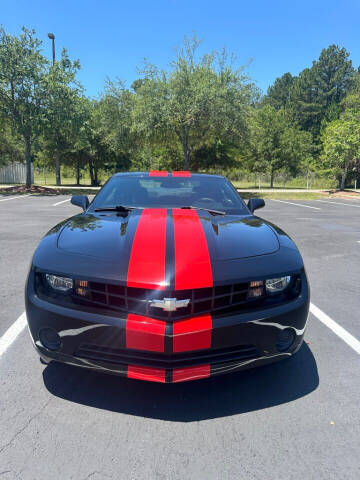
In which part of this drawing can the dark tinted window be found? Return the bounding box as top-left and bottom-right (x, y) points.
(90, 176), (248, 214)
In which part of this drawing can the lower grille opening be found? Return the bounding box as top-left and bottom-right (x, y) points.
(75, 343), (260, 369)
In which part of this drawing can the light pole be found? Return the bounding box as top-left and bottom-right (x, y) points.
(48, 33), (55, 65)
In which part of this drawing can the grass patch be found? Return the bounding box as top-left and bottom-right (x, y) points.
(34, 173), (95, 186)
(0, 184), (99, 196)
(232, 180), (335, 190)
(239, 191), (329, 200)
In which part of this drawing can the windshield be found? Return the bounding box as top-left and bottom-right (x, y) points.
(89, 175), (249, 215)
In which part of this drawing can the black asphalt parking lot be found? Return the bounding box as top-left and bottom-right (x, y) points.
(0, 194), (359, 479)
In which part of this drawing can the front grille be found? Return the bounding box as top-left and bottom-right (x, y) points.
(76, 343), (260, 368)
(73, 281), (262, 320)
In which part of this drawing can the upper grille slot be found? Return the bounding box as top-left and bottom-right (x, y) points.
(72, 281), (261, 320)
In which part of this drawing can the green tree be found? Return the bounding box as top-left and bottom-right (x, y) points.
(0, 114), (23, 166)
(265, 72), (294, 109)
(99, 80), (137, 169)
(290, 45), (355, 138)
(247, 105), (313, 187)
(321, 110), (360, 190)
(132, 36), (256, 170)
(315, 45), (355, 106)
(64, 97), (129, 185)
(341, 72), (360, 111)
(191, 139), (240, 171)
(41, 49), (82, 185)
(36, 92), (90, 185)
(0, 27), (48, 186)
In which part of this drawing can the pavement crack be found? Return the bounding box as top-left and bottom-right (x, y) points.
(0, 397), (52, 456)
(81, 472), (112, 480)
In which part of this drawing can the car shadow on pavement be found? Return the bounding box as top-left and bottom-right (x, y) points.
(43, 343), (318, 422)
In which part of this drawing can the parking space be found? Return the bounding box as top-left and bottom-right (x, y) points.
(0, 195), (359, 479)
(0, 195), (78, 337)
(265, 198), (360, 340)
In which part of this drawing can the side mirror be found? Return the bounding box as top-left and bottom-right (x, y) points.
(247, 198), (265, 213)
(71, 195), (89, 211)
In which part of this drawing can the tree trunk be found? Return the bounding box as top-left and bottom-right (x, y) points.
(76, 159), (80, 186)
(88, 158), (95, 186)
(55, 151), (61, 186)
(185, 151), (190, 171)
(270, 169), (275, 188)
(24, 134), (32, 188)
(94, 165), (99, 187)
(340, 163), (349, 190)
(182, 141), (191, 170)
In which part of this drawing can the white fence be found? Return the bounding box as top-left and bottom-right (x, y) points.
(0, 163), (34, 184)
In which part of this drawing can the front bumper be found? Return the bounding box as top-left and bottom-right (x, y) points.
(26, 271), (309, 383)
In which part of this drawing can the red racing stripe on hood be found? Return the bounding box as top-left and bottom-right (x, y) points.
(128, 365), (166, 383)
(149, 171), (168, 177)
(127, 208), (167, 290)
(172, 209), (213, 290)
(126, 314), (166, 352)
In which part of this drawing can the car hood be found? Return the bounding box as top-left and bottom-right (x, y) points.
(33, 210), (303, 286)
(57, 212), (279, 261)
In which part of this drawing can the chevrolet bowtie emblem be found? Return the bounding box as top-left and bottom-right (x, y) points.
(149, 298), (190, 312)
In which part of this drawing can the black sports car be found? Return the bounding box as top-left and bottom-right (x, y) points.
(26, 172), (309, 383)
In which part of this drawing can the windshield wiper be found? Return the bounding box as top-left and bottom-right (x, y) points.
(94, 205), (226, 216)
(94, 205), (142, 213)
(180, 206), (226, 216)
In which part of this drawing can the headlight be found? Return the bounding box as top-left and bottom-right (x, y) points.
(45, 274), (73, 292)
(265, 276), (291, 294)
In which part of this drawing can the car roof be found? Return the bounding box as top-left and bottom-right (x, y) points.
(112, 172), (225, 179)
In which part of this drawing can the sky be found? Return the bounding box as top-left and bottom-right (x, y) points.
(2, 0), (360, 97)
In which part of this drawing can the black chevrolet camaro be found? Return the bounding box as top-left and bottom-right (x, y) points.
(26, 172), (309, 383)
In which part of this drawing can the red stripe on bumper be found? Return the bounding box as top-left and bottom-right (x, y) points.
(149, 171), (168, 177)
(172, 171), (191, 177)
(173, 364), (211, 382)
(173, 314), (212, 352)
(128, 365), (166, 383)
(172, 209), (213, 290)
(126, 314), (166, 352)
(127, 208), (167, 289)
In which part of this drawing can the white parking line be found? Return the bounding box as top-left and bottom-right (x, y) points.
(270, 199), (321, 210)
(318, 200), (360, 208)
(310, 303), (360, 355)
(0, 312), (27, 357)
(0, 194), (31, 202)
(52, 198), (70, 206)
